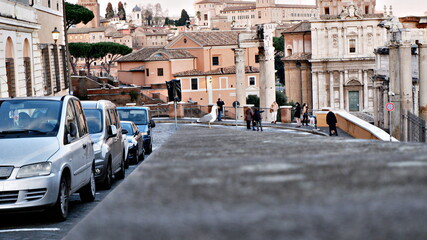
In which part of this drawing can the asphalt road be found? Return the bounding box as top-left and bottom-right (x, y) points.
(0, 123), (177, 240)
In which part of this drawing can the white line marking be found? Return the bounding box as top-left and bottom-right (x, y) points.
(256, 174), (306, 183)
(387, 161), (427, 168)
(0, 228), (60, 233)
(239, 163), (302, 173)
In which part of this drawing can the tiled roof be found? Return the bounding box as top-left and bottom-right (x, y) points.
(282, 22), (311, 33)
(223, 5), (256, 11)
(179, 31), (243, 46)
(130, 66), (145, 71)
(174, 66), (259, 77)
(195, 0), (222, 4)
(117, 48), (195, 62)
(282, 53), (311, 61)
(68, 27), (107, 34)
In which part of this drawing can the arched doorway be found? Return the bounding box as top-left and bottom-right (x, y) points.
(5, 37), (16, 97)
(345, 79), (362, 112)
(24, 39), (32, 96)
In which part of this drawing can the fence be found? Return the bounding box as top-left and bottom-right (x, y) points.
(407, 112), (426, 142)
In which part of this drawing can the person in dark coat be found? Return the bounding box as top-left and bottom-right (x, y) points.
(244, 107), (254, 130)
(253, 108), (264, 131)
(294, 102), (302, 127)
(216, 98), (225, 121)
(326, 111), (338, 136)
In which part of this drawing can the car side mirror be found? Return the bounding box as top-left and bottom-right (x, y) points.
(122, 129), (128, 135)
(150, 120), (156, 128)
(108, 125), (117, 137)
(66, 122), (78, 144)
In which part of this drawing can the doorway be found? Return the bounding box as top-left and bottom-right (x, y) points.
(349, 91), (359, 111)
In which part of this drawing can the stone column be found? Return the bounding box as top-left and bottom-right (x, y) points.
(363, 70), (369, 111)
(329, 71), (334, 109)
(259, 23), (277, 122)
(400, 42), (413, 141)
(418, 42), (427, 121)
(358, 70), (363, 110)
(389, 44), (401, 140)
(234, 48), (246, 120)
(312, 71), (318, 110)
(318, 71), (327, 109)
(339, 71), (344, 110)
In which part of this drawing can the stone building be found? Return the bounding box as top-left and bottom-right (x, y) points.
(77, 0), (100, 28)
(310, 1), (386, 113)
(194, 0), (317, 29)
(282, 22), (312, 106)
(0, 0), (68, 97)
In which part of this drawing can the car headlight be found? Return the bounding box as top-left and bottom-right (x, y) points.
(93, 141), (102, 152)
(17, 162), (52, 179)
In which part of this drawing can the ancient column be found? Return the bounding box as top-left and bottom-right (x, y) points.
(339, 71), (344, 109)
(389, 44), (401, 140)
(259, 23), (277, 122)
(400, 42), (413, 141)
(363, 70), (369, 111)
(234, 48), (246, 120)
(329, 71), (334, 109)
(312, 71), (319, 110)
(418, 42), (427, 121)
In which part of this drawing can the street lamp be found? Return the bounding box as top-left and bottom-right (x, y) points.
(52, 27), (60, 44)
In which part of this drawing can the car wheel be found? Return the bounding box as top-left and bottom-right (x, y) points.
(102, 161), (113, 190)
(80, 164), (96, 202)
(146, 143), (152, 154)
(124, 155), (129, 169)
(48, 175), (69, 221)
(132, 151), (139, 164)
(115, 152), (125, 180)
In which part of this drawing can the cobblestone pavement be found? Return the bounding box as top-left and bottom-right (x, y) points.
(65, 124), (427, 240)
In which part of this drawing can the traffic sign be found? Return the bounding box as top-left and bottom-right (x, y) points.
(232, 101), (240, 108)
(386, 102), (395, 111)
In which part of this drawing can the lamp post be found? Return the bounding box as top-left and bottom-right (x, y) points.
(52, 27), (61, 94)
(52, 27), (60, 44)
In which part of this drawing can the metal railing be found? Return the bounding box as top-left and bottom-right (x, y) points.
(407, 112), (426, 142)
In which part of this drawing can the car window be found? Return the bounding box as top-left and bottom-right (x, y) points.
(118, 109), (148, 125)
(121, 123), (134, 135)
(0, 99), (61, 138)
(65, 100), (81, 142)
(73, 100), (88, 136)
(105, 108), (112, 128)
(84, 109), (103, 134)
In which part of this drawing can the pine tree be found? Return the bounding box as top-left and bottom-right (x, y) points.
(105, 2), (114, 19)
(118, 1), (126, 20)
(177, 9), (190, 26)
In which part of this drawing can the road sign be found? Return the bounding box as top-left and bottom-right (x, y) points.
(386, 102), (395, 111)
(232, 101), (240, 108)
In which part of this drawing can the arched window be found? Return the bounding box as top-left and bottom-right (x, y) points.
(24, 39), (32, 96)
(5, 37), (16, 97)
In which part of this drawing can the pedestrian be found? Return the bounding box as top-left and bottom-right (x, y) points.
(326, 110), (338, 136)
(270, 101), (279, 124)
(216, 98), (225, 121)
(302, 103), (309, 126)
(244, 107), (254, 130)
(294, 102), (302, 127)
(253, 108), (264, 131)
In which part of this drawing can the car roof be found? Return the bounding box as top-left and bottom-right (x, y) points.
(0, 96), (70, 101)
(116, 106), (149, 110)
(120, 121), (134, 125)
(82, 100), (115, 109)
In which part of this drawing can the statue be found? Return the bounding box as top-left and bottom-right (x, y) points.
(339, 3), (363, 19)
(256, 25), (264, 41)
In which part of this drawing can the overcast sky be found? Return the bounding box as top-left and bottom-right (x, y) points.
(69, 0), (426, 18)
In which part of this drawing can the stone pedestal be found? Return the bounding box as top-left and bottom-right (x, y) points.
(280, 106), (292, 123)
(168, 102), (184, 119)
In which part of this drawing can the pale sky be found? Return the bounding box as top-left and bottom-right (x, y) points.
(70, 0), (426, 18)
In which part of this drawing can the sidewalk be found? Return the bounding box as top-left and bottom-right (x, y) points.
(65, 125), (427, 240)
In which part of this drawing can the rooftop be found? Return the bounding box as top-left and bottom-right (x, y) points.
(117, 48), (195, 62)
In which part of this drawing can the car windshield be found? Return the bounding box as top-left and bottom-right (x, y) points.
(84, 109), (103, 134)
(121, 123), (134, 136)
(0, 99), (61, 138)
(118, 109), (148, 125)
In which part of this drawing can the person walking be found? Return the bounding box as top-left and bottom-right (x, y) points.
(302, 103), (309, 126)
(216, 98), (225, 121)
(244, 107), (254, 130)
(270, 101), (279, 124)
(294, 102), (302, 127)
(326, 110), (338, 136)
(253, 108), (264, 131)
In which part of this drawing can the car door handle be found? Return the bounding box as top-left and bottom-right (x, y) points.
(83, 144), (87, 149)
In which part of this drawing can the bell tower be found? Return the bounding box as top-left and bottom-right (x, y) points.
(77, 0), (100, 28)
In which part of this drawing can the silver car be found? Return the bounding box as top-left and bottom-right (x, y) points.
(82, 100), (126, 189)
(0, 96), (96, 221)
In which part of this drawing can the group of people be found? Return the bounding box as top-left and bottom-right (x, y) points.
(244, 107), (264, 131)
(293, 102), (310, 128)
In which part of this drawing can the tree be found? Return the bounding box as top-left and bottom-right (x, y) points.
(105, 2), (115, 19)
(65, 2), (94, 30)
(246, 95), (260, 107)
(273, 36), (284, 53)
(164, 17), (171, 26)
(275, 90), (288, 106)
(95, 42), (132, 75)
(144, 9), (153, 26)
(118, 1), (126, 20)
(273, 36), (285, 85)
(154, 3), (163, 25)
(69, 43), (103, 75)
(177, 9), (190, 26)
(196, 11), (201, 21)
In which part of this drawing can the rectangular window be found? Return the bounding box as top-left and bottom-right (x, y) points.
(255, 55), (260, 63)
(191, 78), (198, 90)
(157, 68), (164, 76)
(212, 56), (219, 66)
(349, 39), (356, 53)
(204, 14), (208, 20)
(249, 76), (256, 86)
(325, 7), (330, 15)
(146, 68), (149, 77)
(365, 6), (369, 14)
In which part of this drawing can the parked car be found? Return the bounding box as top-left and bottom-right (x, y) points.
(0, 96), (96, 221)
(117, 106), (155, 154)
(82, 100), (126, 189)
(121, 121), (144, 164)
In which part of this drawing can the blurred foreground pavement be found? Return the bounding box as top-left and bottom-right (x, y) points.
(65, 125), (427, 240)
